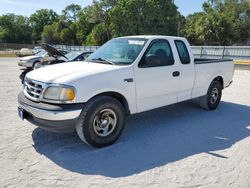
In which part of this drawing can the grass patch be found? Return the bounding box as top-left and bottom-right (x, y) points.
(234, 60), (250, 65)
(0, 54), (17, 57)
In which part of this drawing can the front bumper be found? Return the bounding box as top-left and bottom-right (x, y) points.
(18, 61), (32, 68)
(18, 92), (84, 133)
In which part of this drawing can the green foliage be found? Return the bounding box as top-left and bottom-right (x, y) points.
(30, 9), (59, 43)
(182, 0), (250, 45)
(0, 14), (31, 43)
(63, 3), (81, 22)
(110, 0), (178, 37)
(86, 23), (110, 45)
(1, 0), (250, 46)
(61, 4), (82, 45)
(60, 28), (74, 44)
(76, 6), (95, 45)
(41, 23), (60, 44)
(181, 13), (206, 45)
(0, 0), (179, 45)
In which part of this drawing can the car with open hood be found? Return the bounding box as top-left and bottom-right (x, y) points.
(17, 44), (68, 69)
(34, 50), (93, 69)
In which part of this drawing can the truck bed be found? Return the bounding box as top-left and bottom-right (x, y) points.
(192, 58), (234, 99)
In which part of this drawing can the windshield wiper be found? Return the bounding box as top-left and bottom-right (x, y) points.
(91, 58), (115, 65)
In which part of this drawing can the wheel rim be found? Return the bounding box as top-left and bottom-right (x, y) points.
(34, 63), (40, 69)
(93, 109), (117, 137)
(210, 87), (219, 104)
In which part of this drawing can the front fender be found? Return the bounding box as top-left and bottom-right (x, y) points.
(68, 67), (137, 114)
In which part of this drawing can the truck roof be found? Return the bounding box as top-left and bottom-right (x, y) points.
(118, 35), (186, 40)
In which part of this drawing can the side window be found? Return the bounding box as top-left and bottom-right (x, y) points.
(175, 40), (190, 64)
(139, 40), (174, 68)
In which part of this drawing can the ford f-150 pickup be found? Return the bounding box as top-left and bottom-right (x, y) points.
(18, 36), (234, 147)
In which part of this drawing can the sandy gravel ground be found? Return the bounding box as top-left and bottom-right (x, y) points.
(0, 58), (250, 188)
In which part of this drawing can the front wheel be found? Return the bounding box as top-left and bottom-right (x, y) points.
(199, 80), (222, 110)
(76, 96), (126, 148)
(33, 61), (42, 69)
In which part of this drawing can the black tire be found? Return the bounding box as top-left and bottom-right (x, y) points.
(76, 96), (126, 148)
(32, 61), (41, 69)
(199, 80), (222, 110)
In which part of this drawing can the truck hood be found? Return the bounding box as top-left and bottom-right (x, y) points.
(26, 61), (119, 83)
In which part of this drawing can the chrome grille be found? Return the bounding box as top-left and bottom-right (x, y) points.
(24, 79), (45, 102)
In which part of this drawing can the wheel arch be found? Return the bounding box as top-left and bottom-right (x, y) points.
(212, 76), (224, 88)
(89, 91), (130, 115)
(32, 60), (41, 68)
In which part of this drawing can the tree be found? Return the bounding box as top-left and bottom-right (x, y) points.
(62, 3), (81, 23)
(181, 12), (207, 45)
(42, 23), (60, 44)
(61, 4), (81, 45)
(110, 0), (179, 37)
(182, 0), (250, 45)
(85, 23), (110, 45)
(76, 6), (95, 45)
(30, 9), (59, 43)
(76, 0), (118, 45)
(60, 28), (74, 44)
(0, 14), (31, 43)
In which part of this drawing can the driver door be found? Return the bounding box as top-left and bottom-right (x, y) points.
(134, 39), (181, 113)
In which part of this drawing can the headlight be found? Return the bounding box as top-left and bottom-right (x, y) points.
(26, 59), (33, 63)
(43, 86), (76, 102)
(20, 60), (27, 63)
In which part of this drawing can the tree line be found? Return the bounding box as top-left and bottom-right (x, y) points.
(0, 0), (249, 46)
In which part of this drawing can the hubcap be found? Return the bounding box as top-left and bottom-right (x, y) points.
(93, 109), (117, 137)
(210, 87), (219, 104)
(34, 63), (41, 69)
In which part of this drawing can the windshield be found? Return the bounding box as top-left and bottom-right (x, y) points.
(62, 51), (81, 61)
(86, 38), (148, 65)
(35, 50), (47, 56)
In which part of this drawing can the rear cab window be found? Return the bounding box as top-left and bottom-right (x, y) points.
(175, 40), (190, 64)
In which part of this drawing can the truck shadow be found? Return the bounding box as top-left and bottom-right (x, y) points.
(32, 101), (250, 178)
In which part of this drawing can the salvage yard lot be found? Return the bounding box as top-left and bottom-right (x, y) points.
(0, 57), (250, 188)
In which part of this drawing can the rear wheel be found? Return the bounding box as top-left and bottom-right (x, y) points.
(199, 80), (222, 110)
(76, 96), (126, 148)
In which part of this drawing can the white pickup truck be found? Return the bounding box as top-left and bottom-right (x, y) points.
(18, 35), (234, 147)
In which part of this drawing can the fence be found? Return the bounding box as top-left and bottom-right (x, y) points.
(1, 43), (250, 61)
(0, 43), (35, 50)
(0, 50), (19, 55)
(58, 45), (250, 61)
(0, 43), (99, 52)
(191, 46), (250, 61)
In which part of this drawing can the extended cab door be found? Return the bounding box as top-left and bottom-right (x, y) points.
(134, 39), (181, 112)
(174, 40), (195, 102)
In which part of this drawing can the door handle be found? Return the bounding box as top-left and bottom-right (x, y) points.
(172, 71), (180, 77)
(124, 78), (133, 83)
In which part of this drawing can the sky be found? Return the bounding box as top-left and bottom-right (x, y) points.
(0, 0), (205, 17)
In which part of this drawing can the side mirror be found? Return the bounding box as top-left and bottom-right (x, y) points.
(145, 55), (160, 66)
